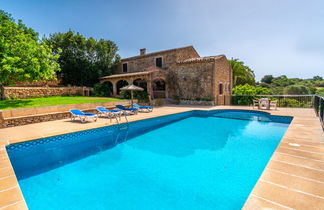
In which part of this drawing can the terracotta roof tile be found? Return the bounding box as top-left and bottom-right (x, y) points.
(121, 46), (196, 61)
(99, 71), (152, 80)
(178, 55), (225, 64)
(144, 66), (162, 72)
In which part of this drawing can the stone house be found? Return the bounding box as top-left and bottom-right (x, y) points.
(99, 46), (233, 105)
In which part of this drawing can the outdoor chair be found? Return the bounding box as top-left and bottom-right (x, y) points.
(270, 100), (278, 110)
(252, 100), (259, 109)
(70, 109), (98, 123)
(133, 103), (153, 112)
(259, 98), (271, 110)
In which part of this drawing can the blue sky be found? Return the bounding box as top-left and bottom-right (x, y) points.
(1, 0), (323, 80)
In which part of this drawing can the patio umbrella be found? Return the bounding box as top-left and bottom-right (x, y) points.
(120, 84), (144, 107)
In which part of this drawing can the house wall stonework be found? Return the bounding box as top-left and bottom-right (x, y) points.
(175, 47), (200, 62)
(168, 61), (214, 100)
(116, 51), (177, 73)
(214, 56), (233, 105)
(115, 46), (200, 74)
(101, 46), (233, 106)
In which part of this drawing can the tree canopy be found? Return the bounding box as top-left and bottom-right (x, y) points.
(261, 75), (274, 84)
(259, 74), (322, 95)
(44, 31), (120, 87)
(0, 10), (60, 85)
(229, 58), (255, 86)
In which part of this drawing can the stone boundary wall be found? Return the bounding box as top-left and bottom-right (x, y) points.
(0, 100), (135, 128)
(13, 79), (61, 87)
(3, 86), (92, 99)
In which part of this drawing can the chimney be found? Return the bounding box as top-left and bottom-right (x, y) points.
(140, 48), (146, 55)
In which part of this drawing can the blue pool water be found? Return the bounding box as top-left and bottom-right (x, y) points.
(7, 110), (291, 210)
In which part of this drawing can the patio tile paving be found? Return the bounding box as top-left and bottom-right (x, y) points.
(0, 105), (323, 209)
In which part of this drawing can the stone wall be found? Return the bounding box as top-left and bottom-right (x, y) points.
(116, 51), (177, 73)
(0, 100), (134, 128)
(115, 46), (199, 74)
(214, 56), (233, 105)
(13, 79), (61, 87)
(105, 46), (233, 106)
(175, 47), (200, 62)
(168, 61), (215, 100)
(3, 86), (92, 99)
(166, 55), (232, 105)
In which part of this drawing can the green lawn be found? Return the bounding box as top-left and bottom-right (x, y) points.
(0, 96), (123, 110)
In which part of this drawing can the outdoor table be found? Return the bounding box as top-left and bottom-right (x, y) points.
(258, 98), (271, 110)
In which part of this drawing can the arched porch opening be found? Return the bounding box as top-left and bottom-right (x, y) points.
(116, 80), (129, 95)
(102, 81), (113, 96)
(133, 78), (147, 91)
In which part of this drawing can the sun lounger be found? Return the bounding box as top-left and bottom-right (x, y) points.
(116, 105), (138, 115)
(133, 103), (153, 112)
(96, 107), (121, 122)
(70, 109), (98, 123)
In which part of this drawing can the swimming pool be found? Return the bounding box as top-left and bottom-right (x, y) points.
(7, 110), (292, 210)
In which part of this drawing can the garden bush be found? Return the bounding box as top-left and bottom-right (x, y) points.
(121, 90), (149, 102)
(172, 95), (180, 105)
(283, 85), (310, 95)
(316, 88), (324, 97)
(232, 84), (271, 105)
(154, 98), (164, 106)
(93, 83), (112, 97)
(278, 98), (309, 108)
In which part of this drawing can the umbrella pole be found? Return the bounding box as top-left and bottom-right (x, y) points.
(131, 90), (134, 108)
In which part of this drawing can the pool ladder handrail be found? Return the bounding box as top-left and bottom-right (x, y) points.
(114, 123), (130, 143)
(114, 109), (128, 123)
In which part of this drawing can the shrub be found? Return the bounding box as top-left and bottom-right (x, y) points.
(172, 95), (180, 105)
(93, 83), (112, 97)
(233, 84), (270, 95)
(155, 98), (164, 106)
(278, 98), (308, 108)
(232, 84), (271, 105)
(283, 85), (309, 95)
(121, 90), (148, 102)
(136, 91), (149, 103)
(316, 88), (324, 97)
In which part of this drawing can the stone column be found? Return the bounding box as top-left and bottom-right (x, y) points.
(165, 83), (169, 99)
(0, 111), (4, 128)
(112, 81), (117, 97)
(147, 79), (153, 101)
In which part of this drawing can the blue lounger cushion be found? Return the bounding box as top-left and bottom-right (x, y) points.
(96, 107), (120, 115)
(70, 109), (96, 116)
(133, 103), (153, 112)
(96, 107), (110, 113)
(133, 103), (153, 109)
(70, 109), (98, 123)
(116, 105), (137, 111)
